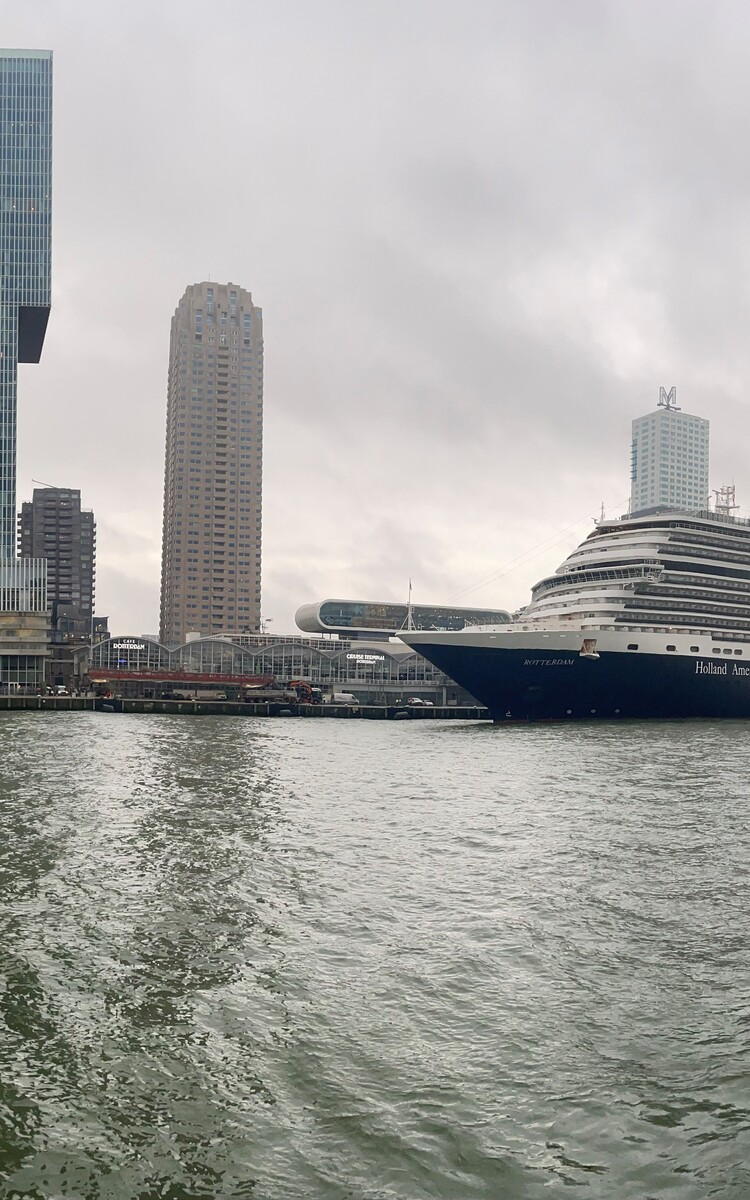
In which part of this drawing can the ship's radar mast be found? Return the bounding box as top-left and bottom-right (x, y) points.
(713, 484), (738, 515)
(658, 386), (680, 412)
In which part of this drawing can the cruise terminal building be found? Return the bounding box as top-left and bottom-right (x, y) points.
(76, 600), (509, 705)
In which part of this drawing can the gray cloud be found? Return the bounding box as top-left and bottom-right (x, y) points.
(8, 0), (750, 634)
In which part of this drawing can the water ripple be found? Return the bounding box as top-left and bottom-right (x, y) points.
(0, 714), (748, 1197)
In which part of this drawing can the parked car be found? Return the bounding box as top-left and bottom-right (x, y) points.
(407, 697), (433, 706)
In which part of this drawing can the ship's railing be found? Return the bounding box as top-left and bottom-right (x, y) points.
(507, 621), (716, 635)
(536, 564), (662, 594)
(612, 508), (750, 530)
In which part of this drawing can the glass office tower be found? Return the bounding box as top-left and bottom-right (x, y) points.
(0, 50), (52, 687)
(0, 49), (52, 559)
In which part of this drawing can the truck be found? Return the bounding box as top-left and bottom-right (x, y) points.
(242, 684), (297, 704)
(172, 689), (228, 701)
(288, 680), (323, 704)
(239, 680), (326, 705)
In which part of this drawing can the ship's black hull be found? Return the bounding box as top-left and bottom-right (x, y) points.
(418, 642), (750, 721)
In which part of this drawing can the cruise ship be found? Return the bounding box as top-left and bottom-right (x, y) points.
(400, 506), (750, 721)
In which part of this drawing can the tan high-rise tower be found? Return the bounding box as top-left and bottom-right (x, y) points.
(160, 282), (263, 645)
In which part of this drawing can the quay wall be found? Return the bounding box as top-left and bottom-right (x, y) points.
(0, 696), (489, 720)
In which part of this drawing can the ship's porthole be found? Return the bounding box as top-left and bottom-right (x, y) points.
(566, 708), (572, 715)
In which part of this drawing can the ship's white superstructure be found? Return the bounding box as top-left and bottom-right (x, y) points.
(521, 510), (750, 638)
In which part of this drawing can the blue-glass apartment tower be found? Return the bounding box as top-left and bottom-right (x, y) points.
(0, 49), (52, 559)
(0, 50), (51, 688)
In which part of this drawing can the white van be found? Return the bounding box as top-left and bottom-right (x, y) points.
(332, 692), (359, 705)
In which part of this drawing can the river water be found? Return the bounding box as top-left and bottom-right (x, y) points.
(0, 713), (748, 1199)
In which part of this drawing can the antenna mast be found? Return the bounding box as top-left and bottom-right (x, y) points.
(405, 579), (415, 631)
(713, 484), (739, 516)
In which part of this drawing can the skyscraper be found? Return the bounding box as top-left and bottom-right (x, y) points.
(1, 50), (52, 559)
(18, 487), (100, 687)
(0, 49), (53, 688)
(19, 488), (95, 623)
(160, 282), (263, 645)
(630, 390), (709, 516)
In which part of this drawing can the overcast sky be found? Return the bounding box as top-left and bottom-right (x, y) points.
(5, 0), (750, 635)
